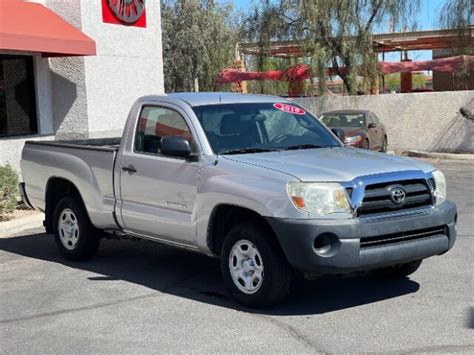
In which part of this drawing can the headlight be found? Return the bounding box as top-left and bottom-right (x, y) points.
(344, 135), (362, 143)
(287, 182), (351, 215)
(432, 170), (447, 205)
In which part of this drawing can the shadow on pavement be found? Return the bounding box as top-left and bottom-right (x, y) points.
(0, 232), (420, 316)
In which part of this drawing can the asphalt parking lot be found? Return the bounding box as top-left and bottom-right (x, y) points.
(1, 159), (473, 354)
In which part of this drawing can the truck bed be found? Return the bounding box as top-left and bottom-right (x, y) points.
(21, 137), (121, 230)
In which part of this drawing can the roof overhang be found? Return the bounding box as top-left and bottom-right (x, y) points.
(239, 27), (474, 57)
(0, 0), (96, 57)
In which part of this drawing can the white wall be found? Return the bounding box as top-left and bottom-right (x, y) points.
(0, 135), (54, 173)
(81, 0), (165, 137)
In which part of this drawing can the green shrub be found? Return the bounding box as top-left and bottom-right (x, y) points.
(0, 163), (19, 221)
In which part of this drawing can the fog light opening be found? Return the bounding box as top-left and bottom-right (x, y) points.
(313, 233), (341, 257)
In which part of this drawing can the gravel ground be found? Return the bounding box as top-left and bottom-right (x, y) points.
(0, 159), (472, 354)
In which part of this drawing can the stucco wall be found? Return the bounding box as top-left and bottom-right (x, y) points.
(81, 0), (165, 136)
(0, 0), (165, 173)
(0, 135), (55, 173)
(293, 91), (474, 153)
(46, 0), (89, 140)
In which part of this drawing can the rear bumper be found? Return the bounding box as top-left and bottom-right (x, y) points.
(19, 182), (34, 209)
(266, 201), (457, 274)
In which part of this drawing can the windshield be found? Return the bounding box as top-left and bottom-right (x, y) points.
(192, 103), (341, 154)
(320, 113), (366, 128)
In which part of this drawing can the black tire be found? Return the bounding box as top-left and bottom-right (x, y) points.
(53, 196), (100, 261)
(362, 139), (370, 150)
(380, 136), (388, 153)
(374, 260), (422, 278)
(220, 223), (292, 308)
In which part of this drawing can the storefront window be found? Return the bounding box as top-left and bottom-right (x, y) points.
(0, 55), (38, 137)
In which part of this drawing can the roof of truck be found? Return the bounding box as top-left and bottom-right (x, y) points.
(165, 92), (289, 107)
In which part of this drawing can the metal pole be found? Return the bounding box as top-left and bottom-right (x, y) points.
(382, 49), (385, 93)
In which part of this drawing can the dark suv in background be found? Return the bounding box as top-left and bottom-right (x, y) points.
(320, 110), (388, 152)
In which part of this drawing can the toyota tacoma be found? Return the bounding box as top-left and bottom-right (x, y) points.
(20, 93), (457, 307)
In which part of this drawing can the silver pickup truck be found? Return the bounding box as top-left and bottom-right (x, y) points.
(20, 93), (457, 307)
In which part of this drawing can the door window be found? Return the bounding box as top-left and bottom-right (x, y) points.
(134, 106), (193, 155)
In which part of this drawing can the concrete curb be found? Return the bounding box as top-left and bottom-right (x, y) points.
(0, 213), (44, 238)
(404, 150), (474, 161)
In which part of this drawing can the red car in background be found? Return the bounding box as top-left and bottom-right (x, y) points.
(319, 110), (388, 152)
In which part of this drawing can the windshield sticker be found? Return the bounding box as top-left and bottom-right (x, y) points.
(273, 103), (306, 115)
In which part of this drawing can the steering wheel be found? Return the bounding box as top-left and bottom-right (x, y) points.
(270, 134), (292, 144)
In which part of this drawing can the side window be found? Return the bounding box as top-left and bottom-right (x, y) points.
(134, 106), (193, 155)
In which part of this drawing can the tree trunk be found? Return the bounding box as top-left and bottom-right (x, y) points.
(194, 77), (199, 92)
(332, 57), (355, 94)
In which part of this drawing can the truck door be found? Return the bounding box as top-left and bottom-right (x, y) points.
(118, 104), (200, 246)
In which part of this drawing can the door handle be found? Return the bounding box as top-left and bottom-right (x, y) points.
(122, 165), (137, 173)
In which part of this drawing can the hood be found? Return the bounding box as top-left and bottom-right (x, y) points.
(223, 147), (435, 182)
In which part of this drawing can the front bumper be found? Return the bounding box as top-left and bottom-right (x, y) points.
(266, 201), (457, 274)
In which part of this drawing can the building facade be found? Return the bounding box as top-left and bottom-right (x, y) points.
(0, 0), (164, 171)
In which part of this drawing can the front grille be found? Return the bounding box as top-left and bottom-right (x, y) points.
(360, 226), (446, 249)
(358, 179), (433, 216)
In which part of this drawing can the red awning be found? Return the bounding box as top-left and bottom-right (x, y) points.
(0, 0), (96, 57)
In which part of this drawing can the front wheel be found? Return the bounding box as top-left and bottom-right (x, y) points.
(373, 260), (422, 278)
(54, 196), (100, 261)
(220, 223), (292, 308)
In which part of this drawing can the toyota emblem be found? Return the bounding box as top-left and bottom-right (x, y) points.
(390, 186), (407, 204)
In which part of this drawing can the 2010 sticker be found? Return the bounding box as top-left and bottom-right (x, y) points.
(273, 103), (306, 115)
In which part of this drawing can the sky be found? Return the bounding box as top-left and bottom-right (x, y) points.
(227, 0), (448, 61)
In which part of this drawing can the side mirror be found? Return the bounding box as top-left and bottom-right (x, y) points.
(331, 128), (345, 142)
(161, 136), (192, 159)
(368, 122), (377, 128)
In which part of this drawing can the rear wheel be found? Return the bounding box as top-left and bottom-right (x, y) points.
(54, 196), (100, 261)
(374, 260), (422, 278)
(220, 223), (291, 308)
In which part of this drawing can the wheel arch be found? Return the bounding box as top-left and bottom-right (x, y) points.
(44, 177), (89, 234)
(206, 204), (285, 257)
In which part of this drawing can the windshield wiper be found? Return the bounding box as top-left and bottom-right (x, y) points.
(280, 144), (327, 150)
(221, 147), (279, 155)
